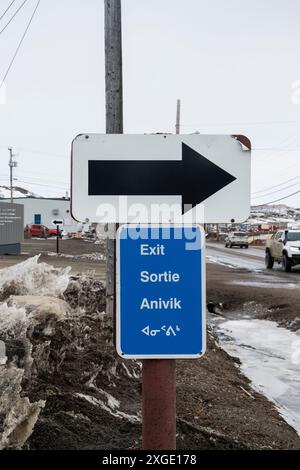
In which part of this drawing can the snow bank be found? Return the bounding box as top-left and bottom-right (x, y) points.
(9, 295), (70, 321)
(0, 256), (140, 449)
(0, 365), (45, 449)
(0, 255), (70, 299)
(0, 300), (45, 449)
(0, 257), (71, 449)
(0, 302), (27, 337)
(0, 295), (70, 449)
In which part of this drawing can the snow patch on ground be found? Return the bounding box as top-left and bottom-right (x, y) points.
(206, 255), (236, 268)
(227, 280), (299, 290)
(47, 252), (105, 261)
(75, 393), (140, 423)
(206, 253), (263, 272)
(216, 318), (300, 435)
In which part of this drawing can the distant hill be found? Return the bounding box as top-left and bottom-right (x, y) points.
(250, 204), (300, 225)
(0, 185), (41, 199)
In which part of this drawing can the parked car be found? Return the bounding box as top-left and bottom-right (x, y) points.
(24, 224), (61, 238)
(225, 232), (249, 248)
(265, 229), (300, 272)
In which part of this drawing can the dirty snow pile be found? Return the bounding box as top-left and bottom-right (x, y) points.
(0, 255), (70, 300)
(0, 256), (141, 450)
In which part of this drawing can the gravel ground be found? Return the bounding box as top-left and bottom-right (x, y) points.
(1, 242), (299, 449)
(0, 238), (106, 280)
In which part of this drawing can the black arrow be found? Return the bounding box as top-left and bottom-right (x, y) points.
(53, 220), (63, 225)
(88, 143), (236, 214)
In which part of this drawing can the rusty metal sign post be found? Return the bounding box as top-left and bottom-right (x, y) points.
(116, 225), (206, 450)
(142, 360), (176, 450)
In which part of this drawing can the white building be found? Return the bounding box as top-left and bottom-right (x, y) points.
(1, 197), (81, 232)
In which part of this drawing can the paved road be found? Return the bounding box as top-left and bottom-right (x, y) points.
(206, 242), (300, 287)
(206, 243), (264, 271)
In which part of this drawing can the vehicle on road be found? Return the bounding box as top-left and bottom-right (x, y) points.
(265, 230), (300, 272)
(225, 232), (249, 249)
(24, 224), (61, 238)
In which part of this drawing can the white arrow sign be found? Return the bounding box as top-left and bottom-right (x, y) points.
(71, 133), (251, 223)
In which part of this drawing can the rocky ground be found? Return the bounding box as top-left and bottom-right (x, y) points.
(0, 240), (300, 450)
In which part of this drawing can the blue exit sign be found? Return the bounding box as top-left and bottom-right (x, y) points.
(116, 225), (206, 359)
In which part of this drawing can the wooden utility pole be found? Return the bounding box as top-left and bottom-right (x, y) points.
(104, 2), (176, 450)
(104, 0), (123, 317)
(175, 99), (181, 135)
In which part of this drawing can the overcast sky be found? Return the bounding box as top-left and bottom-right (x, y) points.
(1, 0), (300, 206)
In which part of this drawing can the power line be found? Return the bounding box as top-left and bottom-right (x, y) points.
(1, 172), (69, 189)
(253, 147), (300, 151)
(252, 175), (300, 195)
(254, 130), (300, 171)
(0, 0), (41, 90)
(252, 189), (300, 206)
(14, 147), (66, 158)
(180, 119), (300, 127)
(0, 0), (17, 21)
(15, 173), (68, 181)
(252, 180), (300, 199)
(0, 174), (68, 183)
(16, 179), (69, 190)
(0, 0), (29, 36)
(0, 145), (67, 159)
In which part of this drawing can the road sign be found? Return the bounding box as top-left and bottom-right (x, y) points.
(52, 220), (63, 254)
(116, 224), (206, 359)
(71, 133), (251, 224)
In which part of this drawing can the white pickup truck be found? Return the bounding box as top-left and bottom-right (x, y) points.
(265, 229), (300, 272)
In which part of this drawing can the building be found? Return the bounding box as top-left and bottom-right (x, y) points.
(0, 201), (24, 254)
(1, 197), (81, 232)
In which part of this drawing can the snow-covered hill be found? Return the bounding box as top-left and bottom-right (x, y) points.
(0, 185), (41, 199)
(249, 204), (300, 226)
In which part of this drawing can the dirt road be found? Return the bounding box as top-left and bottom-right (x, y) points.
(0, 238), (106, 280)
